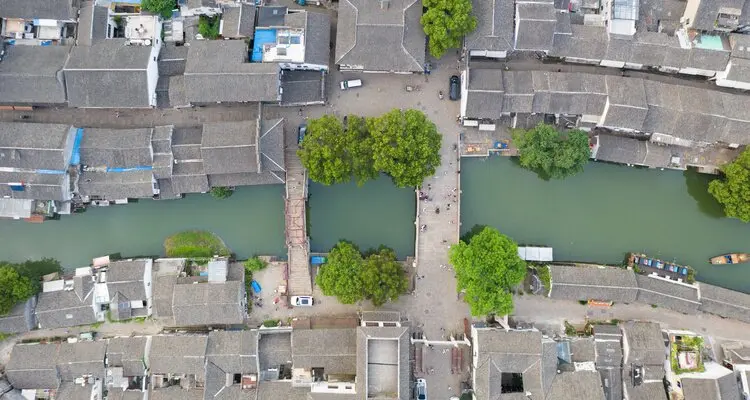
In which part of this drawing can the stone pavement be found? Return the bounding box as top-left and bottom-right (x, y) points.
(513, 295), (750, 342)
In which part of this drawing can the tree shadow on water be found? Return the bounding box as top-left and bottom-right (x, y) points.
(683, 168), (725, 219)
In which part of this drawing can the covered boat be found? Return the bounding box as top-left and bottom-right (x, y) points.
(709, 253), (750, 265)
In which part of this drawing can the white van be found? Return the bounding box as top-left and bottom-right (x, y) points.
(340, 79), (362, 90)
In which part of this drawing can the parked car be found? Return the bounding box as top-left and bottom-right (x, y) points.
(291, 295), (313, 307)
(340, 79), (363, 90)
(298, 124), (307, 144)
(449, 75), (460, 101)
(414, 378), (427, 400)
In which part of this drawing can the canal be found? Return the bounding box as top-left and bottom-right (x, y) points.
(0, 186), (287, 268)
(460, 156), (750, 293)
(308, 175), (416, 258)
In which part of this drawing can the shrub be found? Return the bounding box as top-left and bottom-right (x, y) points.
(210, 186), (233, 199)
(244, 257), (268, 273)
(198, 15), (220, 40)
(262, 319), (280, 327)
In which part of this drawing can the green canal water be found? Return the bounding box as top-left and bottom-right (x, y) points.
(0, 186), (286, 269)
(460, 157), (750, 293)
(308, 175), (416, 258)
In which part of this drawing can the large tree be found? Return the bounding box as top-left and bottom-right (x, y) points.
(316, 241), (365, 304)
(361, 248), (409, 306)
(449, 226), (526, 316)
(369, 109), (442, 187)
(512, 124), (590, 180)
(347, 116), (379, 185)
(421, 0), (478, 58)
(709, 148), (750, 222)
(298, 115), (352, 185)
(0, 265), (34, 315)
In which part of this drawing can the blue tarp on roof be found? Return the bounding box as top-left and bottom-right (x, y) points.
(70, 128), (83, 166)
(106, 166), (152, 172)
(252, 29), (277, 62)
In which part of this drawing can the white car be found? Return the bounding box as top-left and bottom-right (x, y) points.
(291, 296), (313, 307)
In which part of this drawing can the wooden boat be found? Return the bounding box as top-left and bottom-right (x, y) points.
(709, 253), (750, 265)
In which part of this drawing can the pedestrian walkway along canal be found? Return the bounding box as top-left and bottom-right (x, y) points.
(0, 186), (286, 268)
(461, 156), (750, 293)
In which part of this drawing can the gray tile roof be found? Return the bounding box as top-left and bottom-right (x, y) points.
(184, 41), (280, 103)
(207, 171), (281, 186)
(206, 330), (258, 374)
(634, 275), (700, 314)
(699, 283), (750, 323)
(77, 3), (109, 46)
(0, 0), (76, 20)
(0, 170), (69, 201)
(335, 0), (425, 72)
(549, 265), (639, 303)
(623, 379), (667, 400)
(550, 25), (608, 61)
(472, 329), (550, 400)
(171, 281), (244, 326)
(149, 335), (208, 376)
(279, 69), (326, 105)
(260, 118), (285, 173)
(201, 121), (258, 175)
(106, 261), (148, 302)
(0, 123), (74, 170)
(56, 341), (106, 381)
(258, 331), (292, 372)
(79, 128), (154, 168)
(465, 0), (514, 53)
(170, 162), (210, 194)
(302, 12), (331, 67)
(64, 41), (153, 108)
(603, 75), (648, 130)
(153, 274), (178, 319)
(0, 297), (35, 334)
(682, 371), (741, 400)
(692, 0), (745, 31)
(514, 2), (559, 51)
(621, 321), (665, 366)
(256, 381), (309, 400)
(221, 4), (256, 39)
(256, 6), (288, 27)
(598, 367), (623, 400)
(56, 382), (98, 399)
(546, 371), (606, 400)
(0, 46), (70, 105)
(106, 336), (147, 377)
(78, 170), (155, 200)
(571, 338), (596, 362)
(292, 328), (357, 375)
(106, 389), (147, 400)
(356, 326), (410, 400)
(35, 287), (97, 329)
(151, 387), (205, 400)
(6, 343), (60, 389)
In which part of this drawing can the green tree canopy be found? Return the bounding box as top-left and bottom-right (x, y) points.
(709, 148), (750, 222)
(316, 241), (365, 304)
(512, 124), (590, 180)
(141, 0), (175, 19)
(298, 115), (353, 185)
(347, 116), (379, 185)
(0, 265), (34, 315)
(421, 0), (478, 58)
(449, 226), (526, 316)
(369, 109), (442, 187)
(361, 248), (409, 306)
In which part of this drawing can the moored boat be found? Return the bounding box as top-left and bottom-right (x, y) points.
(709, 253), (750, 265)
